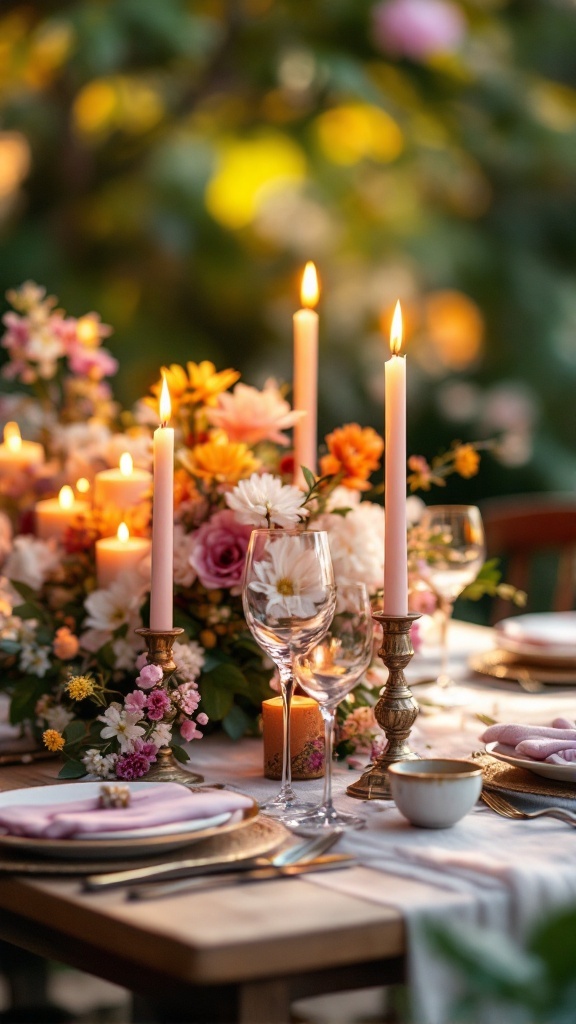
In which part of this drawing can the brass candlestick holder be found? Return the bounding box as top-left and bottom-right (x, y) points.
(135, 626), (204, 787)
(347, 611), (420, 801)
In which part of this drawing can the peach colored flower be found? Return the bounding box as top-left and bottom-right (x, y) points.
(181, 434), (259, 486)
(453, 444), (480, 479)
(53, 626), (80, 661)
(207, 380), (302, 447)
(320, 424), (383, 491)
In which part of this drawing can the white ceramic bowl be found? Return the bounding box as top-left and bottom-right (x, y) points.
(388, 759), (483, 828)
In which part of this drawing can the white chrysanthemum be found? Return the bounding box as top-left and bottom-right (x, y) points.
(98, 702), (146, 751)
(19, 644), (51, 678)
(82, 748), (118, 779)
(173, 524), (197, 588)
(4, 536), (60, 590)
(207, 379), (302, 447)
(84, 572), (147, 634)
(173, 640), (205, 684)
(248, 534), (328, 619)
(226, 472), (308, 529)
(150, 722), (172, 747)
(311, 501), (385, 596)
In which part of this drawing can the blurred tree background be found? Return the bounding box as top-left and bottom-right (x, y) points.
(1, 0), (576, 501)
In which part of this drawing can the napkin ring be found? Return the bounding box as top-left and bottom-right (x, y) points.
(99, 784), (131, 808)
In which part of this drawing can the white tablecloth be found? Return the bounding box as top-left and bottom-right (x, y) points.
(188, 621), (576, 1024)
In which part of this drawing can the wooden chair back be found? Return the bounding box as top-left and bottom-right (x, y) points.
(480, 494), (576, 622)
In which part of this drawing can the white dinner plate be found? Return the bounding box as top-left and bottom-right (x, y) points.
(0, 782), (258, 860)
(485, 741), (576, 783)
(495, 612), (576, 665)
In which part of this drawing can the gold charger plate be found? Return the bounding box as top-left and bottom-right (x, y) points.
(0, 814), (289, 875)
(469, 648), (576, 686)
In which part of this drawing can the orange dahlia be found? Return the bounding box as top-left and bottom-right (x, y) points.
(320, 423), (383, 491)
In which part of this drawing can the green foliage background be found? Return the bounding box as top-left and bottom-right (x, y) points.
(1, 0), (576, 500)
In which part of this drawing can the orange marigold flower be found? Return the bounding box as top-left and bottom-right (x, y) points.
(181, 434), (259, 486)
(43, 729), (65, 752)
(320, 424), (383, 491)
(453, 444), (480, 479)
(186, 361), (240, 407)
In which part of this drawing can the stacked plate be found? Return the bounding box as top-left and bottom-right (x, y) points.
(470, 612), (576, 686)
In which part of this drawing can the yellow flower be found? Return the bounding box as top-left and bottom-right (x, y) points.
(453, 444), (480, 479)
(65, 674), (96, 701)
(43, 729), (65, 752)
(182, 434), (259, 486)
(186, 361), (240, 407)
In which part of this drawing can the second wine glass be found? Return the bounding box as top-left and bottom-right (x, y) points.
(289, 582), (374, 833)
(242, 528), (336, 819)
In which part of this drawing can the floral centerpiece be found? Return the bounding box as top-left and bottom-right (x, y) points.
(0, 283), (520, 780)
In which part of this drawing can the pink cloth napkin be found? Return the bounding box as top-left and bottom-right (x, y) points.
(0, 783), (253, 839)
(482, 718), (576, 765)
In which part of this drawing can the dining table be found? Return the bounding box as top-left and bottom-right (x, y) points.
(0, 619), (575, 1024)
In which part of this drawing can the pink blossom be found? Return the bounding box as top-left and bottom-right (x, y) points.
(207, 380), (302, 447)
(146, 688), (172, 721)
(68, 346), (118, 380)
(372, 0), (465, 60)
(179, 688), (200, 715)
(135, 651), (148, 672)
(190, 509), (253, 593)
(180, 719), (203, 741)
(136, 663), (164, 689)
(196, 712), (209, 726)
(124, 690), (148, 715)
(132, 738), (158, 761)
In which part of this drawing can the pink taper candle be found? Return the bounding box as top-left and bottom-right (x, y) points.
(293, 261), (319, 487)
(150, 376), (174, 630)
(384, 301), (408, 614)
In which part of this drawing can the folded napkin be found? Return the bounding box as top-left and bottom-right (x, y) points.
(0, 783), (253, 839)
(482, 717), (576, 765)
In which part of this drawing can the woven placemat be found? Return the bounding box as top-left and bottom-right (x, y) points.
(474, 752), (576, 800)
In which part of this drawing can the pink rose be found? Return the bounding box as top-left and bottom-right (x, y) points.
(136, 663), (164, 689)
(372, 0), (465, 60)
(146, 688), (172, 721)
(189, 509), (253, 593)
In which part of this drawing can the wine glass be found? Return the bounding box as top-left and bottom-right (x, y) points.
(288, 583), (374, 833)
(416, 504), (485, 701)
(242, 528), (336, 819)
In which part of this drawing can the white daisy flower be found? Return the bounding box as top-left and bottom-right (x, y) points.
(225, 472), (308, 529)
(248, 534), (328, 619)
(19, 643), (51, 678)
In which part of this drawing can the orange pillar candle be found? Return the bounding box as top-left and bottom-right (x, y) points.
(262, 696), (325, 780)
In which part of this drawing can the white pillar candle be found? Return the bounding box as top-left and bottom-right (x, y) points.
(384, 301), (408, 615)
(35, 485), (90, 542)
(0, 422), (44, 472)
(150, 376), (174, 631)
(94, 452), (152, 510)
(293, 261), (319, 487)
(96, 522), (151, 589)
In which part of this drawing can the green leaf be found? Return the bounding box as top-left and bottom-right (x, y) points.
(169, 742), (190, 764)
(222, 704), (252, 741)
(197, 683), (234, 721)
(202, 663), (253, 697)
(11, 581), (40, 603)
(58, 760), (87, 779)
(9, 678), (50, 725)
(528, 908), (576, 988)
(302, 466), (316, 491)
(0, 639), (20, 655)
(64, 720), (87, 745)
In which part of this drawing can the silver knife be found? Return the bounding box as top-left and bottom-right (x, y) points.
(128, 855), (356, 900)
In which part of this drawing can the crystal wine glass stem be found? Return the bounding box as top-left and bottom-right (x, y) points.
(320, 706), (336, 812)
(438, 597), (454, 688)
(278, 666), (297, 804)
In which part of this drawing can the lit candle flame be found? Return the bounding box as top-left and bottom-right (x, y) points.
(58, 485), (74, 510)
(4, 421), (22, 452)
(159, 375), (171, 426)
(119, 452), (133, 477)
(117, 521), (129, 543)
(76, 477), (90, 494)
(390, 300), (403, 356)
(300, 261), (319, 309)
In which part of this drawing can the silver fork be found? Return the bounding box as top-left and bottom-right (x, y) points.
(481, 789), (576, 826)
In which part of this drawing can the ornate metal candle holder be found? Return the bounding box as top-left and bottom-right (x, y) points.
(135, 626), (204, 787)
(347, 611), (421, 801)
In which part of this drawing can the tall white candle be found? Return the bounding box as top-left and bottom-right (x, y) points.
(293, 261), (319, 487)
(384, 301), (408, 615)
(150, 376), (174, 630)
